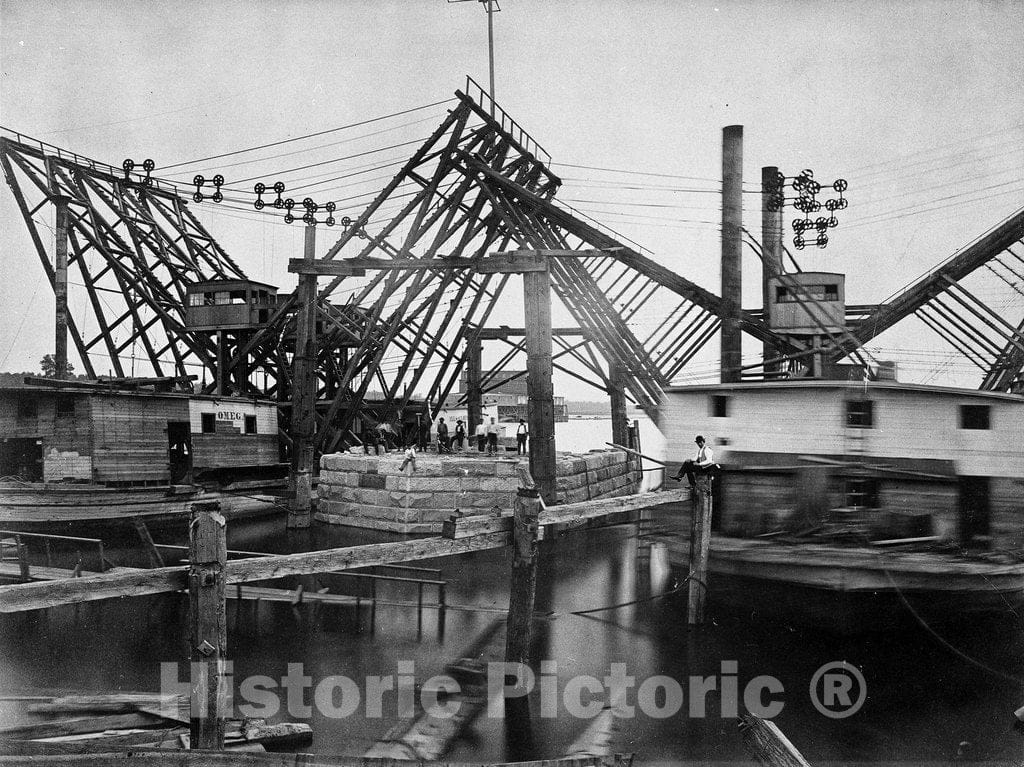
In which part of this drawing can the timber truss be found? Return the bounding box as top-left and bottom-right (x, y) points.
(3, 78), (1023, 459)
(827, 207), (1024, 391)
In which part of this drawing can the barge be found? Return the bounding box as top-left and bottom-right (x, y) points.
(659, 379), (1024, 629)
(0, 381), (287, 531)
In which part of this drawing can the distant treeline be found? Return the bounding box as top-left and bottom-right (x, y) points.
(568, 400), (614, 416)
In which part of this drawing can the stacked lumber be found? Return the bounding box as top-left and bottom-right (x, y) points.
(0, 692), (311, 755)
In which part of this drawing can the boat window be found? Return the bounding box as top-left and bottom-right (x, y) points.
(244, 415), (257, 434)
(959, 404), (990, 430)
(710, 395), (729, 418)
(55, 395), (76, 418)
(201, 413), (216, 433)
(823, 284), (839, 301)
(845, 399), (874, 428)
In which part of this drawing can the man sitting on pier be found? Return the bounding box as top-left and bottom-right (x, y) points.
(673, 435), (714, 489)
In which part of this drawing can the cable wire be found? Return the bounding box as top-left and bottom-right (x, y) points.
(160, 98), (457, 170)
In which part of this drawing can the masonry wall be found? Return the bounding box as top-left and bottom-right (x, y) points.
(316, 448), (642, 534)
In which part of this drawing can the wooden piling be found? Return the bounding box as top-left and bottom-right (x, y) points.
(188, 502), (228, 750)
(523, 263), (556, 505)
(466, 334), (483, 444)
(687, 475), (713, 625)
(609, 363), (630, 450)
(504, 474), (541, 760)
(504, 476), (542, 678)
(215, 330), (228, 397)
(288, 224), (318, 528)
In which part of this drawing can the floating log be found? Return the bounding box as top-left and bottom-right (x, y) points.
(365, 619), (506, 761)
(0, 720), (311, 756)
(0, 751), (632, 766)
(739, 711), (811, 767)
(0, 713), (166, 740)
(27, 694), (184, 715)
(0, 731), (181, 756)
(563, 701), (623, 758)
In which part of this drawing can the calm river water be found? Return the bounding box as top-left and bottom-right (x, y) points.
(1, 417), (1022, 764)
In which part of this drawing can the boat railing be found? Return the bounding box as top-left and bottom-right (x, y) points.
(0, 530), (108, 580)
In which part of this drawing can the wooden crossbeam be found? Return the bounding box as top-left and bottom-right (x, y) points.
(0, 490), (683, 613)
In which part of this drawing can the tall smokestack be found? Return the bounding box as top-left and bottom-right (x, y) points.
(721, 125), (743, 383)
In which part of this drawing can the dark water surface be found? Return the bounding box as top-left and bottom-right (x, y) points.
(1, 507), (1022, 765)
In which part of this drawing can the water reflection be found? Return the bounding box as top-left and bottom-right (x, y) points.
(1, 502), (1022, 762)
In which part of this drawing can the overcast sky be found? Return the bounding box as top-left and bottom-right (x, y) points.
(1, 0), (1022, 391)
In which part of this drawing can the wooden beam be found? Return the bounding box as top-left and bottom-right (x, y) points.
(505, 476), (541, 681)
(288, 225), (318, 526)
(0, 713), (166, 740)
(523, 262), (557, 503)
(478, 326), (584, 339)
(739, 711), (812, 767)
(0, 751), (632, 767)
(0, 489), (686, 613)
(0, 533), (510, 613)
(687, 476), (713, 626)
(53, 191), (70, 379)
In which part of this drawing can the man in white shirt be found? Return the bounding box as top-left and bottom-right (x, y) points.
(516, 419), (528, 455)
(486, 417), (500, 456)
(673, 434), (714, 489)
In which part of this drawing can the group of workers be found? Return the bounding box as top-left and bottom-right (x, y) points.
(363, 414), (530, 456)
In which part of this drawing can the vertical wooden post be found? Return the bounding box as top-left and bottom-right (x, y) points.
(523, 264), (556, 505)
(215, 331), (228, 396)
(485, 0), (496, 113)
(687, 475), (713, 625)
(761, 165), (784, 373)
(631, 418), (644, 487)
(505, 468), (541, 756)
(54, 197), (69, 380)
(721, 125), (744, 384)
(15, 535), (30, 582)
(505, 478), (541, 670)
(289, 224), (318, 528)
(466, 334), (482, 446)
(609, 363), (629, 450)
(188, 502), (227, 750)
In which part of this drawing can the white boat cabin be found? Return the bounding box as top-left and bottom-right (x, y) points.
(660, 380), (1024, 551)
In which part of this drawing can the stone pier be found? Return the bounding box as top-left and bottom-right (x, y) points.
(315, 448), (641, 533)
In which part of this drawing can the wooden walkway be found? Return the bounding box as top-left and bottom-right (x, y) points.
(0, 490), (689, 613)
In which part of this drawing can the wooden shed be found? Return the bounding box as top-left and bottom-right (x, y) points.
(0, 385), (282, 487)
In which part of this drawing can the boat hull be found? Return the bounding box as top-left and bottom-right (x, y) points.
(670, 535), (1024, 632)
(0, 482), (284, 532)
